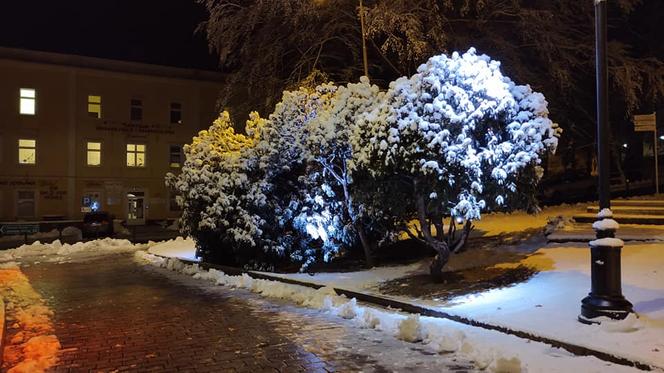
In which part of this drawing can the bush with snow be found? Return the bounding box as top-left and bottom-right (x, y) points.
(169, 48), (559, 276)
(350, 48), (560, 277)
(299, 77), (389, 267)
(166, 111), (268, 265)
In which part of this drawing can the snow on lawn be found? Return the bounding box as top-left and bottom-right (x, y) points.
(0, 238), (147, 263)
(146, 236), (425, 291)
(429, 242), (664, 369)
(134, 251), (641, 373)
(472, 204), (584, 237)
(147, 236), (199, 262)
(0, 263), (60, 372)
(262, 261), (427, 291)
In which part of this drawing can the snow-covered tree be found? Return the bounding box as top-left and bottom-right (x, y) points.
(351, 49), (560, 278)
(166, 111), (268, 265)
(254, 83), (340, 270)
(301, 77), (386, 267)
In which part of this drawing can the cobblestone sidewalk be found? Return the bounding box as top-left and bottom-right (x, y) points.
(17, 255), (475, 372)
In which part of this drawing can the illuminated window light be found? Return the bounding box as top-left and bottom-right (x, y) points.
(18, 138), (36, 164)
(86, 142), (102, 166)
(19, 88), (36, 115)
(88, 95), (102, 118)
(126, 143), (146, 167)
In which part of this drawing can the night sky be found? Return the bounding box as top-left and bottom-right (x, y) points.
(0, 0), (218, 70)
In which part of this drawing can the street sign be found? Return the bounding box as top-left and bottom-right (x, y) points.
(634, 113), (656, 132)
(0, 223), (40, 235)
(633, 112), (659, 194)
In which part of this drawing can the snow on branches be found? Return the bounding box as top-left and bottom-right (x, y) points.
(350, 48), (560, 277)
(166, 111), (267, 262)
(170, 48), (560, 275)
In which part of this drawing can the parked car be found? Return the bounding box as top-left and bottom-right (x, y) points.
(82, 211), (114, 238)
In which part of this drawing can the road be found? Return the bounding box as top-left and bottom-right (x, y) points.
(16, 255), (475, 372)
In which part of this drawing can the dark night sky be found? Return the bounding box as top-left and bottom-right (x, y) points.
(0, 0), (219, 70)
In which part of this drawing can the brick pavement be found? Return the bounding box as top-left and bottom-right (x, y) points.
(18, 255), (475, 373)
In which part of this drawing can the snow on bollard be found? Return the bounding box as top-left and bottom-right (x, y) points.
(588, 237), (624, 248)
(591, 218), (619, 232)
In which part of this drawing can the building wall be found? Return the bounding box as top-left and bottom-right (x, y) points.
(0, 50), (223, 223)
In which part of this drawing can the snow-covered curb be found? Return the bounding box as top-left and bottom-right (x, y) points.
(134, 251), (648, 372)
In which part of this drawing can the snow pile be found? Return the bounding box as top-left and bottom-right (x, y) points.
(0, 238), (146, 263)
(0, 264), (60, 372)
(147, 237), (198, 262)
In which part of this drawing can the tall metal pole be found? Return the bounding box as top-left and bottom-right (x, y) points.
(596, 0), (610, 211)
(579, 0), (633, 323)
(655, 127), (660, 194)
(359, 0), (369, 79)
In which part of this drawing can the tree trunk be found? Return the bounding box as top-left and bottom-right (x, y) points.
(429, 241), (450, 281)
(356, 223), (375, 268)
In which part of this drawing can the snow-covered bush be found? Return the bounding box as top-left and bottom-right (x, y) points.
(299, 77), (387, 267)
(351, 48), (560, 277)
(253, 83), (340, 270)
(166, 111), (267, 265)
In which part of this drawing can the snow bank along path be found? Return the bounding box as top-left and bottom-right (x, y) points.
(0, 238), (147, 263)
(134, 251), (644, 372)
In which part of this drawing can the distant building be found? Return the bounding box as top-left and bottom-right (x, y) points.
(0, 47), (223, 224)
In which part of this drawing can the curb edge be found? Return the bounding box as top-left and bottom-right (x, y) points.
(155, 255), (661, 372)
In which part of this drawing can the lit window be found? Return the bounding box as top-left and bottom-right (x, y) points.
(170, 102), (182, 124)
(130, 99), (143, 122)
(20, 88), (36, 115)
(18, 139), (36, 164)
(126, 143), (146, 167)
(87, 142), (102, 166)
(88, 95), (102, 118)
(169, 145), (182, 168)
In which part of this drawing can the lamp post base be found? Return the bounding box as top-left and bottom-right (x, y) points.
(579, 294), (633, 324)
(579, 242), (633, 324)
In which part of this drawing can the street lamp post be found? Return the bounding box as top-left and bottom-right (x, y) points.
(579, 0), (633, 323)
(359, 0), (369, 79)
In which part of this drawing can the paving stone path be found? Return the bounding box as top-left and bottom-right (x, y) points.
(19, 255), (475, 373)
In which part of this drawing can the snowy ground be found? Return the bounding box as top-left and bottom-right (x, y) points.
(146, 236), (199, 262)
(2, 203), (660, 372)
(135, 250), (643, 372)
(143, 203), (664, 371)
(0, 238), (158, 372)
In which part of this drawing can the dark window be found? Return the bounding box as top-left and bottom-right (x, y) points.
(169, 145), (182, 168)
(170, 102), (182, 124)
(169, 193), (181, 211)
(130, 99), (143, 122)
(17, 190), (35, 218)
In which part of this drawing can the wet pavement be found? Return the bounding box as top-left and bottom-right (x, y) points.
(18, 255), (476, 372)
